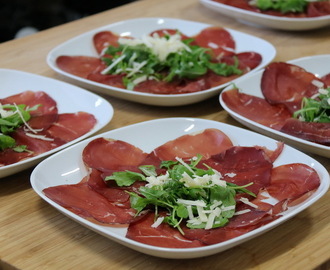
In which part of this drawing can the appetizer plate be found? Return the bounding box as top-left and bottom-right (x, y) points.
(47, 17), (276, 106)
(30, 117), (329, 259)
(0, 69), (113, 178)
(200, 0), (330, 31)
(220, 54), (330, 158)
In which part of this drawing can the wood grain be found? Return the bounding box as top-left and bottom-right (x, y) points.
(0, 0), (329, 269)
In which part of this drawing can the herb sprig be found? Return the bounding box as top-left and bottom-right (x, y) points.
(105, 154), (255, 234)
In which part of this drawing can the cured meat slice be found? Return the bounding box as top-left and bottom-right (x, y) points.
(193, 26), (235, 57)
(46, 112), (97, 143)
(43, 182), (137, 224)
(126, 212), (205, 248)
(221, 88), (292, 130)
(321, 73), (330, 86)
(280, 118), (330, 145)
(153, 128), (234, 160)
(56, 56), (105, 78)
(261, 62), (324, 113)
(204, 146), (273, 194)
(93, 31), (120, 55)
(1, 91), (58, 130)
(82, 138), (148, 171)
(307, 2), (330, 17)
(266, 163), (321, 203)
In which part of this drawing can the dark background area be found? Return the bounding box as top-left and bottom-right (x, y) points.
(0, 0), (136, 42)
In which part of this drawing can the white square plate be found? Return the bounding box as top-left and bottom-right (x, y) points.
(47, 17), (276, 106)
(30, 118), (329, 259)
(0, 69), (113, 178)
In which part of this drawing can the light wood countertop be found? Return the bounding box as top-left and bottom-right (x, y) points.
(0, 0), (329, 269)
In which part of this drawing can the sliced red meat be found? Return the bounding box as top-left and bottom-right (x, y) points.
(46, 112), (97, 143)
(321, 73), (330, 87)
(56, 56), (105, 78)
(126, 212), (205, 248)
(1, 91), (59, 130)
(82, 138), (148, 171)
(280, 118), (330, 145)
(153, 128), (234, 161)
(93, 31), (120, 55)
(261, 62), (324, 113)
(149, 28), (189, 40)
(193, 26), (235, 58)
(267, 163), (321, 203)
(0, 147), (33, 166)
(87, 72), (126, 89)
(222, 88), (292, 130)
(307, 2), (330, 17)
(43, 181), (137, 224)
(204, 146), (273, 194)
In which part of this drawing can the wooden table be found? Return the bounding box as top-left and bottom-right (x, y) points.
(0, 0), (329, 269)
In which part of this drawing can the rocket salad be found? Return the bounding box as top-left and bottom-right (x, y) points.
(101, 32), (243, 90)
(105, 154), (255, 234)
(249, 0), (315, 13)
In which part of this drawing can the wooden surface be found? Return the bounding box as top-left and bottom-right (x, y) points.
(0, 0), (329, 269)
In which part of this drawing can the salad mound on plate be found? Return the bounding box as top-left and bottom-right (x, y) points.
(212, 0), (330, 17)
(0, 91), (97, 166)
(43, 128), (320, 248)
(56, 27), (262, 95)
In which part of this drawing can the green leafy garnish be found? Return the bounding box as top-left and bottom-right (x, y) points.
(0, 103), (37, 151)
(101, 32), (243, 89)
(251, 0), (308, 13)
(293, 87), (330, 123)
(105, 154), (255, 234)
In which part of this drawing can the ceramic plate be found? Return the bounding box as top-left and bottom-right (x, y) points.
(47, 17), (276, 106)
(220, 54), (330, 158)
(0, 69), (113, 178)
(200, 0), (330, 31)
(30, 118), (329, 259)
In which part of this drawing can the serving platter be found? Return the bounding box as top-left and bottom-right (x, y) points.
(220, 54), (330, 158)
(47, 17), (276, 106)
(0, 69), (113, 178)
(200, 0), (330, 31)
(30, 117), (329, 259)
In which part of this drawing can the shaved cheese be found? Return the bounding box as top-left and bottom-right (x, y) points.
(239, 197), (259, 208)
(25, 133), (54, 141)
(151, 216), (164, 228)
(101, 54), (126, 74)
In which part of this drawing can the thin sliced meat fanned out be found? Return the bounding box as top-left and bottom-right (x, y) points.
(280, 118), (330, 146)
(221, 88), (292, 130)
(204, 146), (274, 194)
(261, 62), (324, 113)
(1, 91), (58, 130)
(193, 26), (235, 57)
(153, 128), (234, 160)
(47, 112), (97, 143)
(43, 182), (137, 225)
(126, 212), (205, 248)
(56, 55), (105, 78)
(82, 138), (148, 171)
(93, 31), (120, 55)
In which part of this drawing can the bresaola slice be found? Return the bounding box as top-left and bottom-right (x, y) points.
(0, 91), (97, 166)
(56, 26), (262, 95)
(222, 62), (330, 146)
(43, 128), (321, 249)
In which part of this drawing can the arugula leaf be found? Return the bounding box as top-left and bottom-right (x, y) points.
(253, 0), (308, 13)
(105, 170), (146, 186)
(293, 87), (330, 123)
